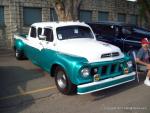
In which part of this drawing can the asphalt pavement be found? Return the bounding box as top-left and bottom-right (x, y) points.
(0, 49), (150, 113)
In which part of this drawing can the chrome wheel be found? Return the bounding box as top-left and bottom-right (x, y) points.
(15, 50), (19, 57)
(54, 66), (77, 95)
(57, 71), (67, 89)
(15, 49), (22, 60)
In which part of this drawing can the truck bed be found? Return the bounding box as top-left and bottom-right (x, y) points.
(14, 33), (28, 39)
(20, 34), (28, 38)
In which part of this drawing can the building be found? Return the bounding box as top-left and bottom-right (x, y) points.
(0, 0), (139, 48)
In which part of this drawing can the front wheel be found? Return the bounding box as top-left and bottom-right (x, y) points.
(54, 66), (76, 95)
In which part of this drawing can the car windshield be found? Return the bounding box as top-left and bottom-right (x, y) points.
(56, 26), (94, 40)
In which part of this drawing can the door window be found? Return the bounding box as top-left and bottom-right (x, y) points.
(30, 27), (36, 38)
(97, 24), (115, 37)
(44, 28), (54, 42)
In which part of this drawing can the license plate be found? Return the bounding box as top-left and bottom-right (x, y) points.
(94, 74), (100, 82)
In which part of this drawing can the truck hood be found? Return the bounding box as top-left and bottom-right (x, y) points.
(57, 39), (124, 63)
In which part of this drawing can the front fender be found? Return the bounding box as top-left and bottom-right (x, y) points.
(53, 52), (91, 85)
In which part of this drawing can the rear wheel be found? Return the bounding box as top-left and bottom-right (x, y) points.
(15, 49), (23, 60)
(54, 66), (76, 95)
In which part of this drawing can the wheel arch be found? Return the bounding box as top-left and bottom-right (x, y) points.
(50, 64), (60, 77)
(52, 63), (77, 95)
(50, 63), (68, 77)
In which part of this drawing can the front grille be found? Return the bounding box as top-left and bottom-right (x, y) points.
(91, 61), (126, 80)
(110, 64), (117, 73)
(101, 53), (111, 58)
(101, 52), (119, 58)
(112, 52), (119, 57)
(101, 65), (108, 75)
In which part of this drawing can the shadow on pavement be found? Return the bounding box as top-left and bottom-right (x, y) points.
(0, 66), (44, 113)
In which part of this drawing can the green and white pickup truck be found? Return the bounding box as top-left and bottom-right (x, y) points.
(13, 21), (136, 95)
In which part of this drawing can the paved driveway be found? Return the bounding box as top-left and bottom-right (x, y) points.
(0, 49), (150, 113)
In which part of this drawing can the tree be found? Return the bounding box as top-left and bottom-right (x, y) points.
(53, 0), (82, 21)
(137, 0), (150, 28)
(127, 0), (150, 28)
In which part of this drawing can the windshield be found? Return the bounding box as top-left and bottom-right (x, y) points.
(56, 26), (94, 40)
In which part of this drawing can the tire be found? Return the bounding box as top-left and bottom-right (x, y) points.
(15, 49), (23, 60)
(54, 66), (77, 95)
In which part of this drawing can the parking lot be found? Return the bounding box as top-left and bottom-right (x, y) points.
(0, 49), (150, 113)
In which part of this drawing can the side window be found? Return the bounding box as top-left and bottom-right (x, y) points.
(126, 33), (141, 41)
(44, 28), (53, 42)
(100, 25), (115, 37)
(38, 27), (42, 37)
(30, 27), (36, 38)
(94, 24), (103, 35)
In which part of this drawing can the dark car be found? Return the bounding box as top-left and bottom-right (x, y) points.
(88, 21), (150, 53)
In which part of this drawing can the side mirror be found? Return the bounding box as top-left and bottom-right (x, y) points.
(39, 35), (46, 40)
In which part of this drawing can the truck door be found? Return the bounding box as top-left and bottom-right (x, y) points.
(37, 27), (57, 72)
(25, 26), (40, 64)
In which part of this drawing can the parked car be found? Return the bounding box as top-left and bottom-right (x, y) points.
(88, 21), (150, 53)
(13, 21), (135, 95)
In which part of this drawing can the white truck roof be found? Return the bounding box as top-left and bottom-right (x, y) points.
(31, 21), (90, 28)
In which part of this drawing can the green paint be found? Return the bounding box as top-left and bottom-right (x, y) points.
(77, 74), (135, 94)
(14, 39), (25, 51)
(14, 37), (135, 94)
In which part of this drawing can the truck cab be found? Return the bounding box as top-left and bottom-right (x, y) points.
(14, 21), (135, 95)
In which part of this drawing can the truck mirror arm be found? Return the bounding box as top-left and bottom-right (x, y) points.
(39, 35), (46, 40)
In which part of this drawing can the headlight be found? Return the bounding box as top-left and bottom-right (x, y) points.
(127, 61), (133, 68)
(81, 68), (90, 77)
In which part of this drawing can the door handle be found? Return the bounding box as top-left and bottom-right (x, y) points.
(39, 42), (44, 49)
(39, 42), (42, 45)
(53, 43), (56, 46)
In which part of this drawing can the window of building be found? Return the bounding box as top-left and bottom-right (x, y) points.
(44, 28), (53, 42)
(79, 10), (92, 22)
(0, 6), (4, 26)
(118, 13), (126, 22)
(23, 7), (42, 26)
(30, 27), (36, 38)
(98, 11), (109, 21)
(50, 8), (58, 21)
(130, 14), (138, 25)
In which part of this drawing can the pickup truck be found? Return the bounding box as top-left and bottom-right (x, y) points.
(13, 21), (135, 95)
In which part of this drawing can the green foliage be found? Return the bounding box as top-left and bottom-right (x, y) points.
(137, 0), (150, 26)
